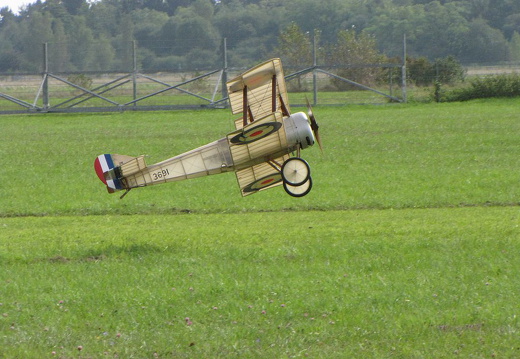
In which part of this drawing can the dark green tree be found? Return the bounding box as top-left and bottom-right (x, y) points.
(367, 4), (425, 58)
(171, 0), (219, 56)
(274, 22), (316, 91)
(413, 2), (469, 59)
(132, 8), (169, 53)
(214, 0), (283, 66)
(327, 29), (386, 90)
(284, 0), (349, 43)
(50, 18), (69, 72)
(91, 35), (116, 70)
(63, 0), (87, 15)
(86, 1), (121, 36)
(21, 12), (54, 70)
(0, 7), (16, 28)
(275, 22), (313, 68)
(503, 13), (520, 40)
(114, 13), (135, 70)
(144, 0), (194, 16)
(460, 18), (510, 63)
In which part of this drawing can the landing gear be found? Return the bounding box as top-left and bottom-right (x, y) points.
(283, 177), (312, 197)
(281, 157), (312, 197)
(281, 157), (310, 186)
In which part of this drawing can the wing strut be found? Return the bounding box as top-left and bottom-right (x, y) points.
(267, 159), (283, 172)
(272, 75), (277, 112)
(279, 93), (290, 117)
(248, 106), (254, 124)
(242, 85), (248, 127)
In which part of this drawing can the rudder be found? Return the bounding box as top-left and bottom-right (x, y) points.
(94, 154), (147, 193)
(94, 154), (124, 193)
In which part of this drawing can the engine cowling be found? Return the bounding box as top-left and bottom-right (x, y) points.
(283, 112), (316, 149)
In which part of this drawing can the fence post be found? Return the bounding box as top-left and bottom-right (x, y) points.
(401, 34), (407, 103)
(42, 42), (49, 110)
(221, 38), (228, 101)
(132, 40), (137, 107)
(312, 31), (318, 106)
(389, 67), (394, 98)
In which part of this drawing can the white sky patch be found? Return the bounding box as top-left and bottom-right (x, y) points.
(0, 0), (36, 14)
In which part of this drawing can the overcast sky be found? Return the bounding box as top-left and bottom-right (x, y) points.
(1, 0), (36, 14)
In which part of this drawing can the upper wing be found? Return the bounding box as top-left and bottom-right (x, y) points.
(227, 58), (290, 130)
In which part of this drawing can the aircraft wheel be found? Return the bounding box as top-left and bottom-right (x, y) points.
(281, 157), (310, 186)
(283, 177), (313, 197)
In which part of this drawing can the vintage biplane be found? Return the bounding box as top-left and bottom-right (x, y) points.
(94, 58), (322, 198)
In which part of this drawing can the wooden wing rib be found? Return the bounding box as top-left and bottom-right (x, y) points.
(235, 155), (289, 197)
(226, 112), (288, 167)
(226, 111), (289, 196)
(118, 155), (147, 177)
(227, 58), (290, 130)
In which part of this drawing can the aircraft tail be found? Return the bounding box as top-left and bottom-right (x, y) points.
(94, 154), (146, 193)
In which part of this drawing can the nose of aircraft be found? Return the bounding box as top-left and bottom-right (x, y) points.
(306, 97), (323, 152)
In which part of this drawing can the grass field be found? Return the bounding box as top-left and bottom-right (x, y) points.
(1, 99), (520, 358)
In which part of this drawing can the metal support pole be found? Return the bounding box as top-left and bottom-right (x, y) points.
(312, 31), (318, 106)
(42, 42), (49, 110)
(132, 40), (137, 107)
(221, 38), (228, 101)
(401, 34), (407, 103)
(389, 67), (394, 98)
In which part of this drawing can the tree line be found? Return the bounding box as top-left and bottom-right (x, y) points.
(0, 0), (519, 73)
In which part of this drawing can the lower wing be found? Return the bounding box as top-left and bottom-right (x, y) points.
(235, 155), (289, 196)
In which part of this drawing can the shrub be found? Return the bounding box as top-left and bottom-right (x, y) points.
(407, 56), (465, 86)
(446, 73), (520, 101)
(67, 74), (92, 95)
(433, 56), (465, 85)
(0, 52), (23, 72)
(66, 74), (93, 93)
(408, 57), (434, 86)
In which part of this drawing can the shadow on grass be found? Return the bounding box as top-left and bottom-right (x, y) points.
(39, 243), (169, 264)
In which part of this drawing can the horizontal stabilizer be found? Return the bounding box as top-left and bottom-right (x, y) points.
(118, 155), (147, 177)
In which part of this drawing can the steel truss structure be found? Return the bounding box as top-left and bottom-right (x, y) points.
(0, 39), (407, 114)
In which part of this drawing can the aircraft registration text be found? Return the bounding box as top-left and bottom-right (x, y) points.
(152, 169), (170, 181)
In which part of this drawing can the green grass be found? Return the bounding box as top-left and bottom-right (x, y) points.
(1, 99), (519, 216)
(2, 209), (519, 358)
(1, 99), (520, 357)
